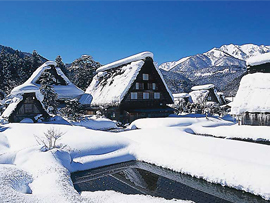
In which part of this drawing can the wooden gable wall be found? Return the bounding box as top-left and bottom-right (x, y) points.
(121, 57), (173, 110)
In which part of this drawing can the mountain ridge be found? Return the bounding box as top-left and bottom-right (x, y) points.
(159, 44), (270, 96)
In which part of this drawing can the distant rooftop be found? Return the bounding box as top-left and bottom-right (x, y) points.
(247, 52), (270, 67)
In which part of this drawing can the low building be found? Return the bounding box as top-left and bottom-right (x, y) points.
(247, 52), (270, 74)
(1, 92), (49, 123)
(189, 84), (222, 105)
(173, 93), (190, 104)
(86, 52), (174, 123)
(11, 61), (84, 102)
(231, 53), (270, 125)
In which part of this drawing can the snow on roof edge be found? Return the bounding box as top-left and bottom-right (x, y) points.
(97, 52), (153, 73)
(247, 52), (270, 66)
(191, 84), (215, 91)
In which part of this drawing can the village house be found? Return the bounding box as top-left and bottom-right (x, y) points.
(85, 52), (174, 123)
(189, 84), (222, 105)
(231, 53), (270, 126)
(1, 92), (49, 123)
(1, 61), (85, 123)
(11, 61), (84, 102)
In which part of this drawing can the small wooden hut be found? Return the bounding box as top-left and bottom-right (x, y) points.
(2, 92), (49, 123)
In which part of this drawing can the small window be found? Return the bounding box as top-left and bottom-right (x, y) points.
(154, 92), (160, 99)
(152, 83), (156, 90)
(143, 74), (149, 81)
(131, 92), (138, 100)
(208, 96), (212, 101)
(135, 83), (139, 90)
(143, 92), (149, 99)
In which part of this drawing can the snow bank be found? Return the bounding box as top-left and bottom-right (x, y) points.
(192, 124), (270, 141)
(81, 190), (189, 203)
(121, 125), (270, 200)
(247, 52), (270, 66)
(231, 73), (270, 114)
(72, 116), (117, 130)
(128, 116), (232, 129)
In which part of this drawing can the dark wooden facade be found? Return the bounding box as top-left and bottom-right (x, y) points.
(8, 93), (49, 123)
(240, 112), (270, 126)
(248, 63), (270, 74)
(102, 58), (174, 123)
(205, 88), (220, 104)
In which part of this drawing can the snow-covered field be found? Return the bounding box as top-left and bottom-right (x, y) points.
(0, 115), (270, 202)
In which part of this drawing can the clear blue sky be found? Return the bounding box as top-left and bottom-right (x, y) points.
(1, 1), (270, 65)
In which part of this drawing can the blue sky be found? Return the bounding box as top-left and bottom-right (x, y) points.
(1, 1), (270, 65)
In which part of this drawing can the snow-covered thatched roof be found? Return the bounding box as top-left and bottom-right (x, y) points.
(96, 52), (153, 73)
(11, 61), (84, 100)
(247, 52), (270, 67)
(191, 84), (215, 91)
(1, 90), (46, 119)
(189, 90), (209, 104)
(231, 73), (270, 114)
(1, 96), (23, 118)
(86, 52), (173, 106)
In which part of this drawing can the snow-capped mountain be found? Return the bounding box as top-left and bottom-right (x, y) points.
(159, 44), (270, 95)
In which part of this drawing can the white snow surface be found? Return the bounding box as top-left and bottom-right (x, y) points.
(11, 61), (84, 100)
(247, 52), (270, 66)
(96, 52), (153, 73)
(191, 84), (215, 91)
(1, 116), (270, 202)
(231, 73), (270, 114)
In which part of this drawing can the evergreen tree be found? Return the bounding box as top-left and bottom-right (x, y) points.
(69, 55), (101, 90)
(32, 50), (43, 71)
(60, 99), (84, 121)
(55, 55), (68, 75)
(39, 72), (59, 115)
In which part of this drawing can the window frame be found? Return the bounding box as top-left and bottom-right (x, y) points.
(131, 92), (138, 100)
(154, 92), (160, 99)
(143, 92), (150, 99)
(143, 74), (149, 81)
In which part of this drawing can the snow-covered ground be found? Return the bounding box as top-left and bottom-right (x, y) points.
(0, 115), (270, 202)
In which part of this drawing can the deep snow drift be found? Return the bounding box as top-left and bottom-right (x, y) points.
(0, 116), (270, 202)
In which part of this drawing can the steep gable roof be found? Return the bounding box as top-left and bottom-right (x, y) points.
(11, 61), (84, 99)
(86, 52), (173, 107)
